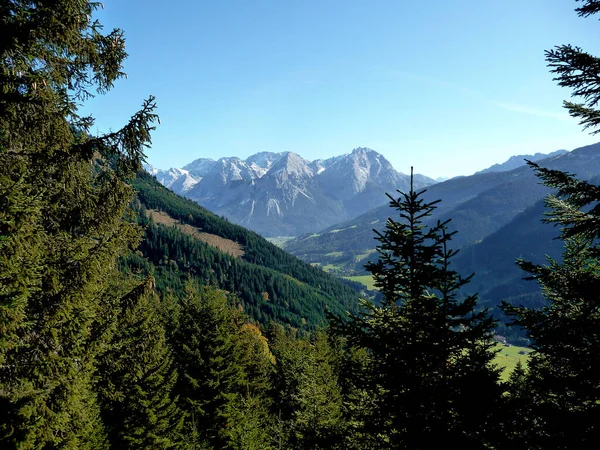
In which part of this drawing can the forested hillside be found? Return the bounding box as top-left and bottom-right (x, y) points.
(127, 171), (361, 329)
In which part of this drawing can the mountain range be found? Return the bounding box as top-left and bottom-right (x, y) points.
(285, 145), (595, 267)
(146, 148), (435, 237)
(142, 143), (600, 342)
(474, 149), (568, 174)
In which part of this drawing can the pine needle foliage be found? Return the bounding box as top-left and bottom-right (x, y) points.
(172, 282), (274, 449)
(502, 164), (600, 449)
(96, 283), (184, 449)
(501, 3), (600, 446)
(546, 0), (600, 132)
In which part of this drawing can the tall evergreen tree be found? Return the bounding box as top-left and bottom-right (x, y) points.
(332, 170), (501, 449)
(0, 1), (158, 447)
(502, 164), (600, 449)
(501, 2), (600, 448)
(546, 0), (600, 133)
(172, 282), (274, 449)
(269, 326), (345, 449)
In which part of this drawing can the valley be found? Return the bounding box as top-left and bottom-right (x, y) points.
(282, 143), (600, 340)
(130, 171), (364, 330)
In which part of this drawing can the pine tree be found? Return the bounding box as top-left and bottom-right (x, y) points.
(500, 2), (600, 447)
(502, 164), (600, 449)
(269, 327), (345, 449)
(221, 322), (275, 450)
(545, 0), (600, 133)
(0, 1), (158, 447)
(172, 282), (274, 449)
(332, 169), (501, 449)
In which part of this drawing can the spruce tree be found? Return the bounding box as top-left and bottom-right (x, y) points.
(172, 283), (274, 449)
(0, 1), (159, 447)
(269, 327), (345, 449)
(545, 0), (600, 133)
(332, 170), (501, 449)
(501, 2), (600, 447)
(502, 164), (600, 449)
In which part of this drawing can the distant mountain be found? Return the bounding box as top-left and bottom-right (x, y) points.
(317, 148), (430, 219)
(286, 142), (600, 275)
(284, 142), (600, 340)
(475, 149), (568, 174)
(144, 165), (200, 193)
(149, 148), (436, 237)
(245, 151), (286, 177)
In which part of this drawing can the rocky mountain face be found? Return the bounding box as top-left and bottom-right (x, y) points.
(147, 148), (435, 237)
(144, 166), (200, 192)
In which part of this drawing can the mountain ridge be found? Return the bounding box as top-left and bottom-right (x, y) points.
(147, 148), (435, 237)
(475, 149), (568, 174)
(129, 171), (363, 330)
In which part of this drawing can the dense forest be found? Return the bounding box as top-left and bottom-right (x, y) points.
(1, 1), (600, 449)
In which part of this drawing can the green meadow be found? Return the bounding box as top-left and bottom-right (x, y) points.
(344, 275), (377, 290)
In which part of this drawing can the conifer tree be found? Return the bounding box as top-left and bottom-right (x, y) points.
(96, 281), (184, 449)
(221, 322), (275, 450)
(172, 283), (274, 449)
(502, 164), (600, 449)
(332, 170), (501, 449)
(269, 327), (345, 449)
(501, 2), (600, 447)
(0, 1), (158, 447)
(545, 0), (600, 133)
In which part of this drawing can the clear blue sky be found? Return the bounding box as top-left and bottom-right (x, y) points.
(83, 0), (600, 178)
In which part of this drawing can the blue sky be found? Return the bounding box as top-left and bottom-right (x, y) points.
(83, 0), (600, 178)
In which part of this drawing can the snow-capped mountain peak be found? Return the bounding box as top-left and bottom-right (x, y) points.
(147, 147), (436, 236)
(268, 152), (314, 178)
(143, 166), (200, 193)
(182, 158), (218, 178)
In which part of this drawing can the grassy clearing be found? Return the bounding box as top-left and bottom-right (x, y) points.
(344, 275), (377, 290)
(494, 344), (532, 381)
(325, 251), (344, 257)
(353, 249), (377, 262)
(147, 209), (245, 258)
(266, 236), (295, 249)
(323, 264), (343, 272)
(329, 225), (357, 234)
